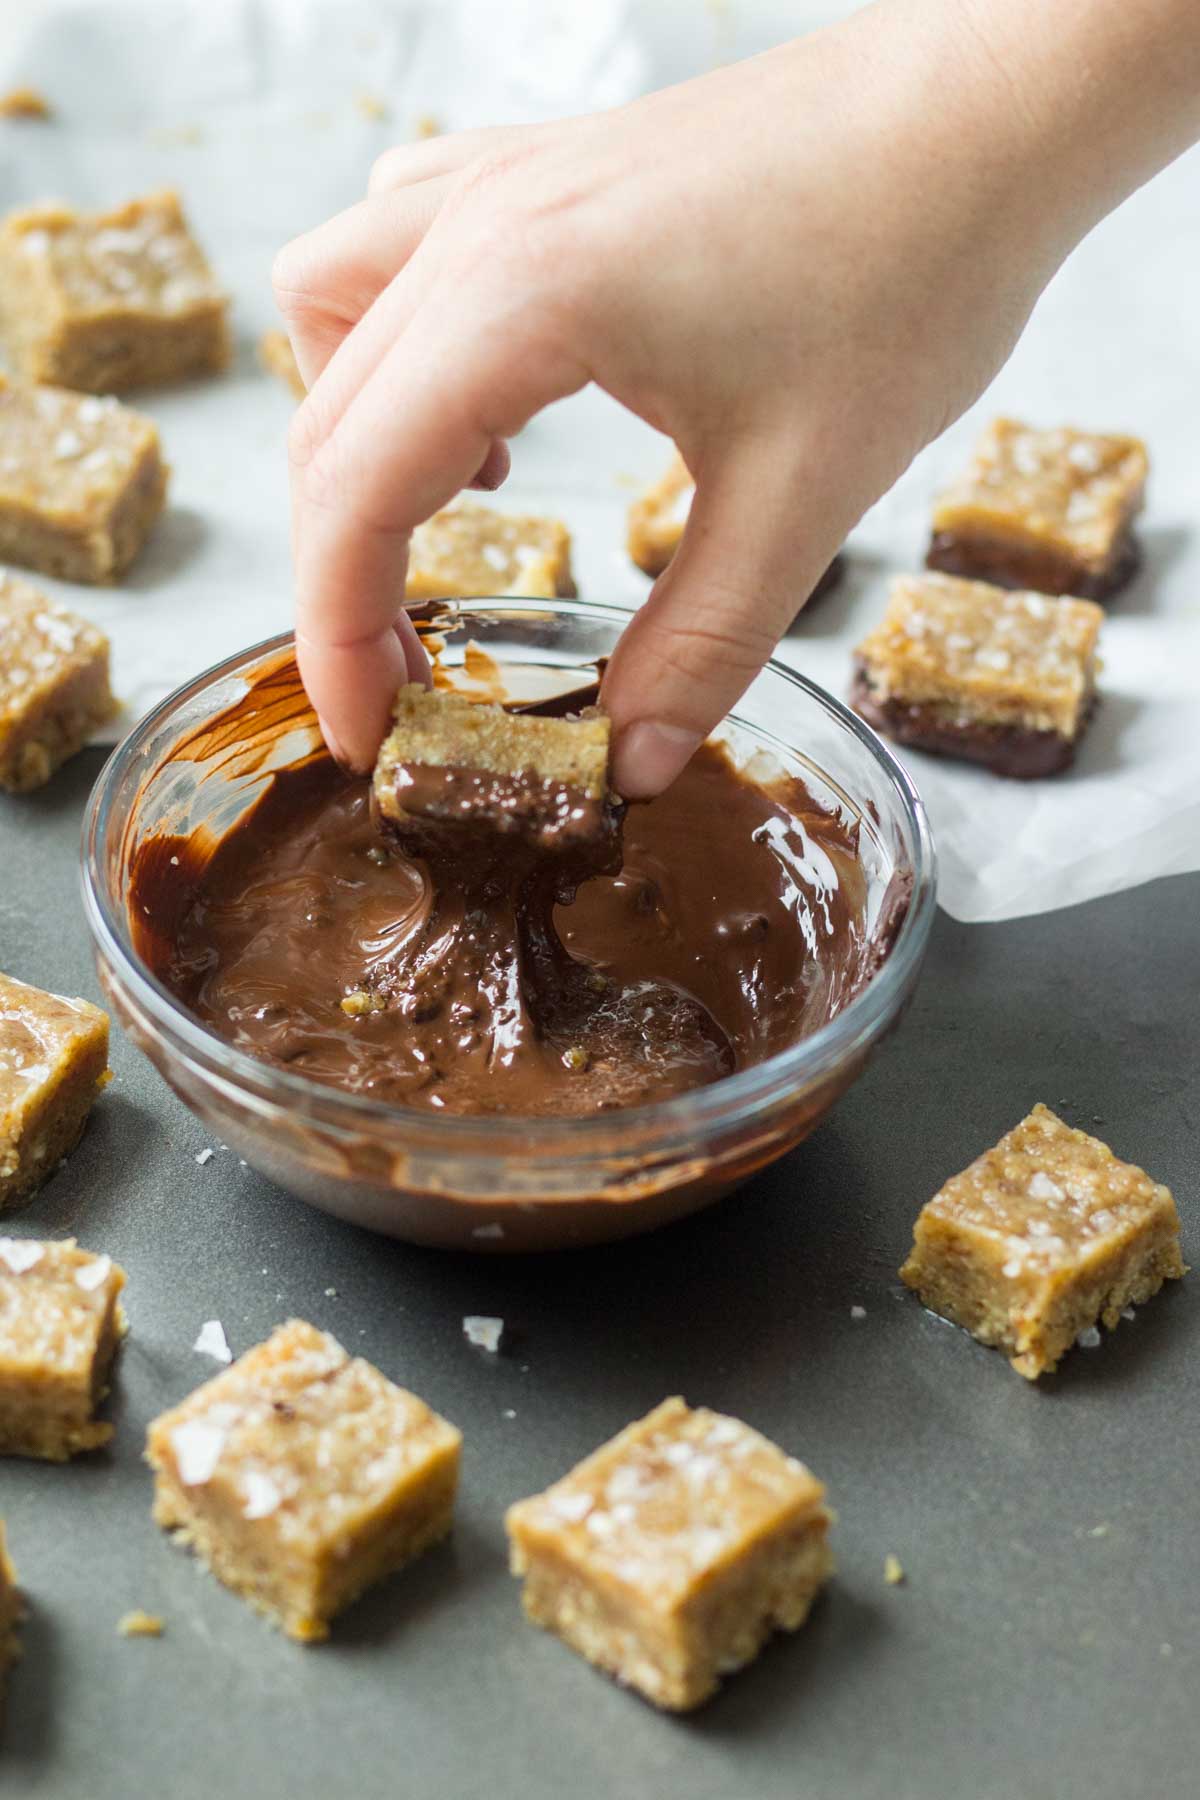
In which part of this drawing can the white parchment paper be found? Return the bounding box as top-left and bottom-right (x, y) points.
(2, 0), (1198, 922)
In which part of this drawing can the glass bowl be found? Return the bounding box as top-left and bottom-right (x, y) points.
(81, 600), (935, 1251)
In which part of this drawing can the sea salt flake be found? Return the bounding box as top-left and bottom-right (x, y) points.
(75, 1253), (112, 1291)
(171, 1418), (226, 1486)
(549, 1491), (593, 1523)
(194, 1147), (213, 1166)
(471, 1223), (504, 1241)
(850, 1304), (867, 1320)
(0, 1239), (43, 1273)
(20, 230), (50, 257)
(1077, 1325), (1102, 1349)
(53, 429), (83, 461)
(667, 483), (694, 526)
(1028, 1172), (1064, 1203)
(242, 1471), (282, 1520)
(193, 1319), (232, 1363)
(462, 1314), (503, 1353)
(1067, 440), (1102, 473)
(35, 613), (78, 652)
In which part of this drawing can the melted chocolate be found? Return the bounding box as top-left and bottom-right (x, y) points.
(136, 730), (888, 1118)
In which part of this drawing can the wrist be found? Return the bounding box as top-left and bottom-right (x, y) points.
(950, 0), (1200, 251)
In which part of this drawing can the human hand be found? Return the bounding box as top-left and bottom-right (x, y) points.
(275, 0), (1200, 796)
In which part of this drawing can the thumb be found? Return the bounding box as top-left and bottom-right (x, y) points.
(603, 442), (849, 799)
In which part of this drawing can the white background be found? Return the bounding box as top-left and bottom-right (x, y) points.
(1, 0), (1198, 921)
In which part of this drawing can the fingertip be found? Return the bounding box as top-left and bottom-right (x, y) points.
(611, 720), (703, 801)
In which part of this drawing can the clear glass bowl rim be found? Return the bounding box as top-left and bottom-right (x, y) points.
(80, 602), (937, 1151)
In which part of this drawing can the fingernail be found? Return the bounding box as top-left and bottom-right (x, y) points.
(612, 721), (703, 800)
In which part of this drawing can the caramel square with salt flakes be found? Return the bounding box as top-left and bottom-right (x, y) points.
(0, 190), (229, 393)
(406, 503), (576, 601)
(852, 573), (1102, 776)
(0, 1238), (126, 1459)
(927, 417), (1147, 599)
(146, 1320), (461, 1643)
(506, 1397), (833, 1711)
(900, 1105), (1186, 1379)
(0, 972), (110, 1210)
(0, 375), (168, 583)
(0, 574), (114, 791)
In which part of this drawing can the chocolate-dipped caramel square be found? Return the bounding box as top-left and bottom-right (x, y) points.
(926, 418), (1147, 600)
(851, 573), (1102, 777)
(373, 683), (618, 856)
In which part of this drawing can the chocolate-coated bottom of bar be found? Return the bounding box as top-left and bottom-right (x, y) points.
(850, 665), (1092, 779)
(385, 760), (622, 855)
(783, 554), (844, 621)
(924, 529), (1140, 602)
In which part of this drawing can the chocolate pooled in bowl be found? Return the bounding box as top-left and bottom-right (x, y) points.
(137, 679), (888, 1120)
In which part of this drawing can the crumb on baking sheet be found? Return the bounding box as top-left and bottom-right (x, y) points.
(414, 113), (440, 139)
(146, 123), (204, 148)
(0, 88), (51, 120)
(884, 1554), (906, 1586)
(117, 1609), (164, 1638)
(193, 1318), (232, 1364)
(463, 1315), (504, 1353)
(355, 91), (389, 122)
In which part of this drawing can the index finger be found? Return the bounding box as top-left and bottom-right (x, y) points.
(291, 277), (587, 770)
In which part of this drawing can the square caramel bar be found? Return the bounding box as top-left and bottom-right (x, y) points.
(146, 1320), (462, 1642)
(0, 375), (168, 583)
(1, 972), (110, 1211)
(506, 1397), (833, 1711)
(0, 573), (114, 791)
(0, 1237), (127, 1458)
(626, 448), (844, 602)
(258, 328), (306, 399)
(927, 417), (1147, 600)
(851, 572), (1102, 777)
(901, 1105), (1186, 1379)
(0, 190), (230, 393)
(406, 503), (576, 601)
